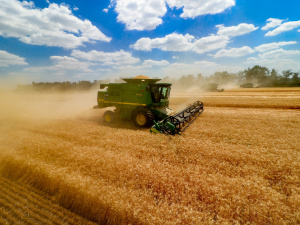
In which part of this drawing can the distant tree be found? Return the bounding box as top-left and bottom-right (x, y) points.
(267, 69), (280, 87)
(177, 74), (196, 88)
(210, 71), (232, 84)
(281, 70), (293, 86)
(76, 81), (92, 90)
(17, 67), (300, 92)
(61, 81), (72, 91)
(244, 68), (253, 83)
(244, 65), (270, 85)
(236, 71), (246, 84)
(292, 72), (300, 87)
(195, 73), (204, 85)
(282, 70), (293, 79)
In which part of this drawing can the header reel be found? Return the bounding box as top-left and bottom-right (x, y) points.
(150, 101), (204, 135)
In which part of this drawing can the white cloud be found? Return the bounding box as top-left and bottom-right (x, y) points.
(0, 0), (111, 48)
(113, 65), (144, 71)
(112, 65), (149, 78)
(95, 68), (112, 72)
(132, 33), (228, 54)
(255, 41), (297, 52)
(49, 56), (93, 71)
(21, 0), (34, 8)
(132, 23), (257, 54)
(213, 46), (255, 58)
(142, 59), (169, 68)
(257, 49), (300, 59)
(25, 56), (93, 72)
(111, 0), (235, 30)
(261, 18), (283, 30)
(0, 50), (28, 67)
(131, 33), (194, 51)
(162, 61), (218, 77)
(113, 0), (167, 30)
(265, 20), (300, 36)
(161, 60), (242, 77)
(166, 0), (235, 18)
(216, 23), (258, 37)
(111, 60), (243, 79)
(71, 50), (140, 65)
(246, 48), (300, 72)
(193, 35), (229, 54)
(246, 57), (300, 73)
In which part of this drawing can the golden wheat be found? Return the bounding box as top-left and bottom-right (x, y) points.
(172, 87), (300, 109)
(0, 88), (299, 224)
(0, 177), (96, 224)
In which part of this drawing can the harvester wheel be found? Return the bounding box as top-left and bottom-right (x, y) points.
(103, 110), (115, 123)
(132, 108), (154, 127)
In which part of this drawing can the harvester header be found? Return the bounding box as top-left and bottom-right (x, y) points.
(93, 76), (203, 134)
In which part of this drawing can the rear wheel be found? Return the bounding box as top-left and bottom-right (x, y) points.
(132, 108), (154, 127)
(103, 110), (115, 123)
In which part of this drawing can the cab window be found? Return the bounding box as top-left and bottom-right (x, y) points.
(149, 85), (170, 103)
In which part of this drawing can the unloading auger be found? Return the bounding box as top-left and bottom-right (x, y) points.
(150, 101), (204, 135)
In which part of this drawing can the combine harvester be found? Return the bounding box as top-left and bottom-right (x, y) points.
(93, 76), (203, 135)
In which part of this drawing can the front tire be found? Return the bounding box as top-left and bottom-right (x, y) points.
(132, 108), (154, 127)
(103, 110), (115, 123)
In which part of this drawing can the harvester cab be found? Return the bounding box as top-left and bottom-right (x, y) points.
(94, 75), (203, 135)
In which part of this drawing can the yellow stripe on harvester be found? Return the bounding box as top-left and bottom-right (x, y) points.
(97, 99), (146, 106)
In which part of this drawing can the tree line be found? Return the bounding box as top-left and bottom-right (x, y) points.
(161, 65), (300, 89)
(17, 65), (300, 92)
(17, 80), (100, 92)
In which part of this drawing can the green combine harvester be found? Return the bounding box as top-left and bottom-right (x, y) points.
(93, 75), (204, 135)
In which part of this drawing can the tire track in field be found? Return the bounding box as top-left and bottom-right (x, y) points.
(0, 177), (96, 225)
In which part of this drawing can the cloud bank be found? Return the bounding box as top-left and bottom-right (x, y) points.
(263, 19), (300, 36)
(112, 0), (236, 30)
(131, 23), (257, 54)
(0, 0), (111, 49)
(0, 50), (28, 67)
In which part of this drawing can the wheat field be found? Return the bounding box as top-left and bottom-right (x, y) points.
(0, 88), (299, 224)
(0, 176), (96, 224)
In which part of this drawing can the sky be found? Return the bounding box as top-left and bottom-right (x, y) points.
(0, 0), (300, 86)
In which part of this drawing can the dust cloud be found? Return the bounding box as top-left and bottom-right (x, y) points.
(0, 78), (237, 128)
(0, 90), (102, 127)
(0, 85), (200, 129)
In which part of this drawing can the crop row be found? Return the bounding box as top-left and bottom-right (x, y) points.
(0, 177), (95, 225)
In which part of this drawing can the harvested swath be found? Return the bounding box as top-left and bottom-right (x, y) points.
(171, 88), (300, 109)
(0, 177), (96, 225)
(221, 87), (300, 92)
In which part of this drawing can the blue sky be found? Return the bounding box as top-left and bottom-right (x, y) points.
(0, 0), (300, 86)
